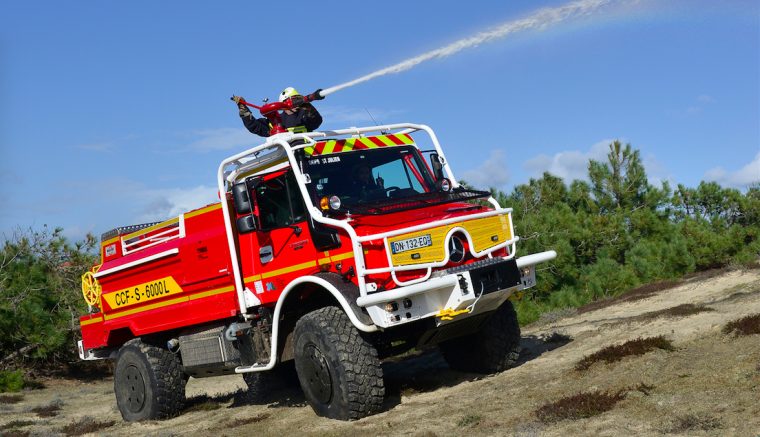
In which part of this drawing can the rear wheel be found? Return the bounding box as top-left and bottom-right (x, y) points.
(440, 300), (522, 373)
(293, 306), (384, 420)
(114, 339), (186, 421)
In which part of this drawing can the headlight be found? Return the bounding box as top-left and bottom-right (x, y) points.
(329, 195), (341, 210)
(437, 178), (452, 192)
(320, 195), (342, 211)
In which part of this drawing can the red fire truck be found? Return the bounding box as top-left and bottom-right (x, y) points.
(78, 112), (556, 421)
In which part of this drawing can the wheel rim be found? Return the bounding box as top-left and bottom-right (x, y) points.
(123, 364), (146, 413)
(302, 343), (332, 404)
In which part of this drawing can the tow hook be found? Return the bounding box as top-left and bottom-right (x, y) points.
(458, 274), (469, 295)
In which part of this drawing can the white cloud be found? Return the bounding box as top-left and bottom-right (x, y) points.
(642, 152), (672, 188)
(671, 94), (716, 118)
(523, 139), (613, 182)
(185, 128), (256, 152)
(697, 94), (714, 103)
(705, 152), (760, 188)
(75, 142), (114, 152)
(135, 185), (218, 222)
(459, 150), (510, 189)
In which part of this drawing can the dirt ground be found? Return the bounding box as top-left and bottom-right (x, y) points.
(2, 268), (759, 436)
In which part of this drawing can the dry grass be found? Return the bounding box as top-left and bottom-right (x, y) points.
(575, 336), (675, 371)
(577, 280), (682, 314)
(535, 390), (627, 423)
(59, 416), (115, 436)
(543, 332), (573, 344)
(226, 412), (271, 427)
(637, 304), (715, 320)
(632, 382), (655, 396)
(456, 413), (482, 427)
(0, 430), (30, 437)
(723, 313), (760, 336)
(185, 400), (222, 412)
(30, 400), (63, 418)
(0, 394), (24, 404)
(667, 413), (723, 432)
(0, 420), (35, 431)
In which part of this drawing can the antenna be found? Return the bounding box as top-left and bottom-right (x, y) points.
(365, 108), (388, 134)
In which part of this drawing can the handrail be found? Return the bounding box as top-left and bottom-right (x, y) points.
(120, 215), (186, 256)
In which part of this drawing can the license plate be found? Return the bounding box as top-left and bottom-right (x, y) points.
(391, 234), (433, 254)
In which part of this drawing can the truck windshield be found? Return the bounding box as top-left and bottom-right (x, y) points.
(301, 146), (439, 212)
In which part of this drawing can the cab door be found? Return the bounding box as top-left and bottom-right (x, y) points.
(248, 169), (320, 305)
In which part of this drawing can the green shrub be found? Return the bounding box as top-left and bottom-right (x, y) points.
(0, 370), (25, 393)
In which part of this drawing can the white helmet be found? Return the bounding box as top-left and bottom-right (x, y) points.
(278, 87), (300, 102)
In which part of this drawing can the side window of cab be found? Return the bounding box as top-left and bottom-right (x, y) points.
(255, 170), (306, 231)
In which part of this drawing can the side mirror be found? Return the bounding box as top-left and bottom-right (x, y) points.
(236, 215), (257, 234)
(430, 153), (445, 181)
(232, 182), (252, 214)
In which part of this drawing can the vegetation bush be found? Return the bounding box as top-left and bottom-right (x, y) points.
(723, 313), (760, 336)
(575, 336), (675, 371)
(0, 369), (25, 392)
(0, 227), (97, 371)
(480, 141), (760, 325)
(535, 390), (627, 423)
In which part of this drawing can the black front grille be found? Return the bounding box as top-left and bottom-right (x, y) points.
(445, 257), (507, 275)
(346, 188), (490, 215)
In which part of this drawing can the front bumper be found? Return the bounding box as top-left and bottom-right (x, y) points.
(358, 250), (556, 329)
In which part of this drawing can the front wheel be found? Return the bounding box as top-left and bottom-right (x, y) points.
(113, 339), (186, 421)
(439, 300), (522, 373)
(293, 306), (384, 420)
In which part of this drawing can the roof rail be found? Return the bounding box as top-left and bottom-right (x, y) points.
(101, 222), (160, 242)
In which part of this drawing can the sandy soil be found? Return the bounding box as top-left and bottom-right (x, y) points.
(2, 268), (759, 436)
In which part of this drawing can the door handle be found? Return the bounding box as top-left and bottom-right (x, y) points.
(259, 246), (273, 264)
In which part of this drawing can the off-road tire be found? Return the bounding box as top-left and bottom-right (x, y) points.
(293, 306), (384, 420)
(440, 300), (521, 373)
(114, 339), (186, 421)
(243, 361), (299, 403)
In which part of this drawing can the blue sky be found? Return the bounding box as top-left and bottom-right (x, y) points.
(1, 0), (758, 242)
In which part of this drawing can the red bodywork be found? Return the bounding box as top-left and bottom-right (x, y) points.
(80, 197), (493, 350)
(80, 135), (507, 352)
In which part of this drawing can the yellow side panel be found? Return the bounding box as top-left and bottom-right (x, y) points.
(102, 276), (184, 310)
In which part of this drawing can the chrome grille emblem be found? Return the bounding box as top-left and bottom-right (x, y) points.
(448, 235), (465, 263)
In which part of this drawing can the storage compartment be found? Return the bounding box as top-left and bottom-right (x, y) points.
(179, 325), (241, 377)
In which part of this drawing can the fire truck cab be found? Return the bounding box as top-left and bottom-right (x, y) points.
(78, 122), (556, 421)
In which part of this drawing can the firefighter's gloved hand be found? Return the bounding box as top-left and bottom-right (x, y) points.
(289, 95), (305, 108)
(232, 95), (252, 117)
(309, 89), (325, 101)
(238, 104), (252, 118)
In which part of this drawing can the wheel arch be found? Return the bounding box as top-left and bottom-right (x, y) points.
(274, 273), (376, 362)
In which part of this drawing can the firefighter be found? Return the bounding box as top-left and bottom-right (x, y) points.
(351, 163), (384, 198)
(232, 87), (324, 137)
